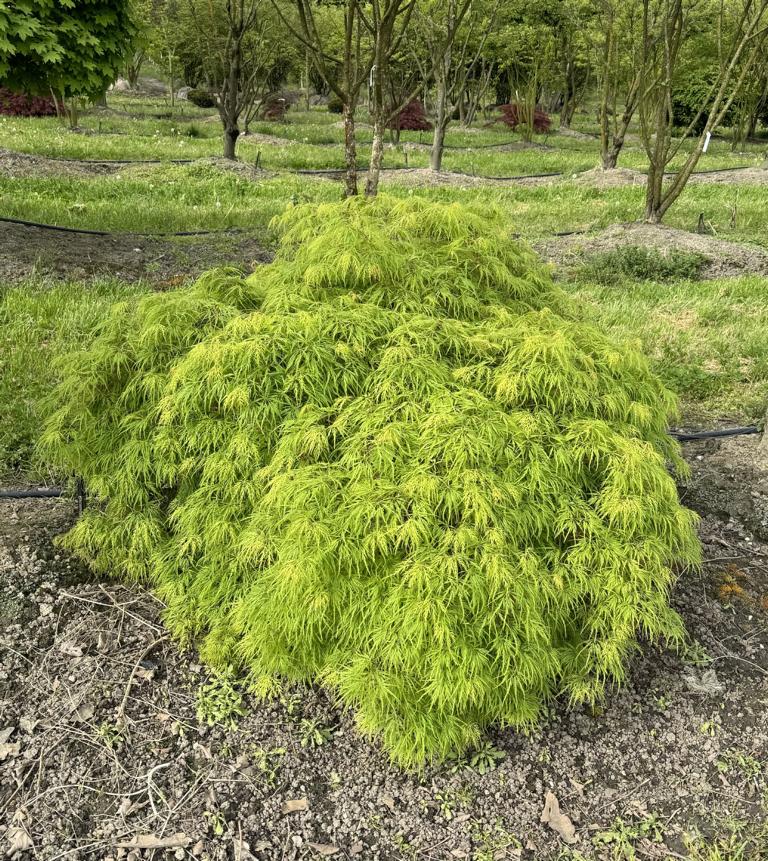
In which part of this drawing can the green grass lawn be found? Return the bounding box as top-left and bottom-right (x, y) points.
(2, 164), (766, 246)
(1, 97), (764, 173)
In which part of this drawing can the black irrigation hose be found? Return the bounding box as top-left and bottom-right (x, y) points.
(0, 488), (65, 498)
(0, 479), (86, 512)
(668, 426), (760, 441)
(1, 429), (761, 503)
(0, 215), (245, 238)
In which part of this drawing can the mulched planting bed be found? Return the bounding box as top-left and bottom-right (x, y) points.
(534, 222), (768, 280)
(1, 438), (767, 860)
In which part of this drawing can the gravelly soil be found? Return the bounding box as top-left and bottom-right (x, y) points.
(1, 437), (767, 860)
(0, 221), (272, 284)
(533, 222), (768, 279)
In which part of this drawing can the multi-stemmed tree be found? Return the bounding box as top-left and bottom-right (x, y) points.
(639, 0), (768, 222)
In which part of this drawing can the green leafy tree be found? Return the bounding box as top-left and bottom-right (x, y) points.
(0, 0), (135, 123)
(42, 197), (700, 766)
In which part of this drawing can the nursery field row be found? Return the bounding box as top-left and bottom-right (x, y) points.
(2, 161), (768, 245)
(2, 103), (766, 171)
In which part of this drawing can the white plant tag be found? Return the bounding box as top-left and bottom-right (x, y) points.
(703, 130), (712, 152)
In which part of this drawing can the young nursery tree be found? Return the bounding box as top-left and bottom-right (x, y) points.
(274, 0), (373, 195)
(42, 197), (700, 766)
(639, 0), (768, 222)
(183, 0), (281, 159)
(413, 0), (500, 171)
(363, 0), (418, 195)
(594, 0), (645, 169)
(0, 0), (135, 125)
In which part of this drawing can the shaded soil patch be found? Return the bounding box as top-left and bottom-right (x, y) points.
(534, 222), (768, 279)
(0, 221), (272, 284)
(0, 148), (267, 179)
(1, 437), (767, 860)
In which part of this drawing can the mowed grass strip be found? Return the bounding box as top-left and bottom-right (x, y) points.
(1, 103), (765, 172)
(2, 162), (767, 245)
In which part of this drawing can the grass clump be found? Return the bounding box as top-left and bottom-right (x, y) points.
(41, 196), (700, 766)
(580, 245), (706, 285)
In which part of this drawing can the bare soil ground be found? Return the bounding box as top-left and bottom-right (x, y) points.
(2, 436), (767, 860)
(0, 222), (272, 284)
(0, 149), (267, 179)
(378, 168), (561, 188)
(534, 222), (768, 279)
(573, 167), (768, 190)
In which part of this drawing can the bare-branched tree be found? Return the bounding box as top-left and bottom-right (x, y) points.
(638, 0), (768, 222)
(187, 0), (278, 159)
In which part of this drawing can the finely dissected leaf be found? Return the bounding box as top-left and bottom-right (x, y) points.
(42, 196), (700, 766)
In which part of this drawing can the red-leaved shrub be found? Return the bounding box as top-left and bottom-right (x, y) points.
(497, 103), (551, 133)
(0, 88), (57, 117)
(388, 99), (432, 131)
(261, 97), (288, 121)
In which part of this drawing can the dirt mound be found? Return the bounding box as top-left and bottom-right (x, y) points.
(572, 165), (768, 189)
(240, 131), (300, 147)
(573, 166), (647, 188)
(0, 148), (126, 178)
(688, 166), (768, 185)
(534, 222), (768, 279)
(378, 167), (561, 188)
(557, 127), (600, 142)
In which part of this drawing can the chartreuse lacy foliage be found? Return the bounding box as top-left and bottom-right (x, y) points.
(42, 196), (700, 766)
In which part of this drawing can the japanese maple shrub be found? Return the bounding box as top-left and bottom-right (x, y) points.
(42, 196), (700, 766)
(388, 99), (432, 131)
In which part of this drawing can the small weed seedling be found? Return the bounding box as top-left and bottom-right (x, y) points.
(196, 671), (245, 729)
(681, 639), (713, 667)
(203, 809), (226, 836)
(469, 742), (507, 775)
(252, 746), (286, 787)
(593, 814), (664, 861)
(95, 720), (124, 750)
(299, 717), (334, 748)
(471, 820), (521, 861)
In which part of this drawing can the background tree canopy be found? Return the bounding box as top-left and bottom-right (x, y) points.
(0, 0), (135, 97)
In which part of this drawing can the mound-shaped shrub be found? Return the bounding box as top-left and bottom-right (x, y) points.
(42, 196), (700, 765)
(388, 99), (432, 131)
(0, 87), (56, 117)
(497, 102), (551, 134)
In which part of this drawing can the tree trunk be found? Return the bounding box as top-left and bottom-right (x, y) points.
(219, 28), (242, 160)
(168, 53), (175, 108)
(365, 115), (385, 196)
(603, 127), (629, 169)
(343, 102), (358, 197)
(223, 127), (240, 159)
(431, 122), (447, 171)
(431, 79), (448, 171)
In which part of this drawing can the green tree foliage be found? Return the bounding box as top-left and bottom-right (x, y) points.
(41, 197), (700, 766)
(0, 0), (135, 97)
